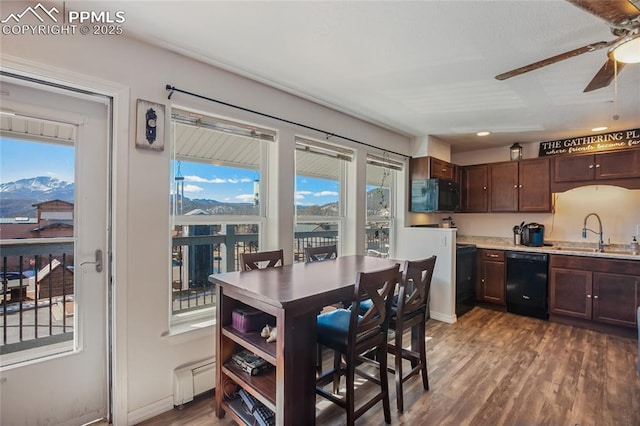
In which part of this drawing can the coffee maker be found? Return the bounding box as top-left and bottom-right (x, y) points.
(521, 223), (545, 247)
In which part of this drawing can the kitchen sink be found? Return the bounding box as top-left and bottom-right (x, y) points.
(552, 246), (637, 255)
(552, 247), (598, 253)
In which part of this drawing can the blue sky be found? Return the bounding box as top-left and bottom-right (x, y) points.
(176, 160), (339, 206)
(0, 137), (339, 206)
(0, 138), (75, 182)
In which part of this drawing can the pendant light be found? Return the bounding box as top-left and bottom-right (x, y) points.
(510, 143), (523, 161)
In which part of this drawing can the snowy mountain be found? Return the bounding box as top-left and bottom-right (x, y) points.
(0, 177), (74, 217)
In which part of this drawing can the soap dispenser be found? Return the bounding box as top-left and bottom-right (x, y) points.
(631, 236), (639, 255)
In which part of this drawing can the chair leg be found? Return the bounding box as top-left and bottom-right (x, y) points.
(332, 351), (341, 394)
(346, 353), (356, 426)
(394, 327), (405, 411)
(418, 322), (429, 390)
(378, 343), (392, 423)
(317, 344), (323, 377)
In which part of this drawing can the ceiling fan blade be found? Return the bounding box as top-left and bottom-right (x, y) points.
(495, 41), (611, 81)
(583, 58), (625, 92)
(565, 0), (640, 27)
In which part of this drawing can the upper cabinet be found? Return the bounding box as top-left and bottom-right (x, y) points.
(410, 156), (458, 183)
(551, 149), (640, 192)
(518, 158), (552, 212)
(490, 158), (551, 213)
(462, 158), (550, 213)
(461, 164), (489, 212)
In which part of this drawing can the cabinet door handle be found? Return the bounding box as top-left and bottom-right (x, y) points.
(483, 186), (487, 190)
(513, 184), (518, 188)
(593, 295), (599, 299)
(589, 164), (594, 169)
(488, 254), (499, 258)
(587, 294), (591, 298)
(442, 168), (447, 172)
(595, 164), (600, 168)
(481, 278), (485, 283)
(519, 184), (523, 188)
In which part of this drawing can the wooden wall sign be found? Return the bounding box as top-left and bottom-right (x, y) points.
(538, 128), (640, 157)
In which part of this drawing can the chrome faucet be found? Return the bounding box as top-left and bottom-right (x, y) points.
(582, 213), (604, 252)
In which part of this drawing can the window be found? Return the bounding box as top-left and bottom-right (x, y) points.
(170, 109), (273, 322)
(294, 137), (352, 262)
(1, 119), (76, 362)
(365, 154), (403, 258)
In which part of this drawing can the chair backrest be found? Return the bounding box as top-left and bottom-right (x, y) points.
(240, 249), (284, 271)
(351, 264), (401, 342)
(398, 256), (437, 317)
(304, 244), (338, 263)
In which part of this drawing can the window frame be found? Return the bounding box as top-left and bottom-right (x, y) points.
(168, 108), (272, 329)
(365, 153), (403, 258)
(294, 136), (351, 261)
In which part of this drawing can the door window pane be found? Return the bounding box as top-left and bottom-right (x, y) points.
(1, 131), (76, 361)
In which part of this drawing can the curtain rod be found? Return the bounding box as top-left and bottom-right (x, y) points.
(165, 84), (409, 158)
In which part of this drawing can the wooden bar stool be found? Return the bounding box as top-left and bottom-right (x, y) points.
(315, 264), (400, 425)
(387, 255), (436, 411)
(239, 249), (284, 271)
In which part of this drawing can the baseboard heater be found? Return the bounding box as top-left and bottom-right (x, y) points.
(173, 358), (216, 407)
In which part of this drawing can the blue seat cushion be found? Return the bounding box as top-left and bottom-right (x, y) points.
(357, 295), (399, 316)
(317, 309), (359, 350)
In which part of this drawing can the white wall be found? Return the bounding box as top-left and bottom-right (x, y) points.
(393, 228), (457, 324)
(1, 15), (411, 424)
(451, 143), (640, 245)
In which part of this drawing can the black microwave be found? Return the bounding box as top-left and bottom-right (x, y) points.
(410, 178), (460, 213)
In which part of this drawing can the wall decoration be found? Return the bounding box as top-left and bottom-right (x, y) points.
(136, 99), (165, 151)
(538, 128), (640, 157)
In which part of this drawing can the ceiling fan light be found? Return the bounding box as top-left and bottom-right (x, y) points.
(611, 33), (640, 64)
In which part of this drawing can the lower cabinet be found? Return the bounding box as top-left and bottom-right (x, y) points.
(549, 255), (640, 329)
(478, 249), (505, 306)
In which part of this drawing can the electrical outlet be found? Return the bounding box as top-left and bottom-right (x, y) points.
(439, 236), (447, 247)
(636, 224), (640, 237)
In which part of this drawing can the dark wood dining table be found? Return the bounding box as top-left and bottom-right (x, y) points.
(210, 254), (401, 426)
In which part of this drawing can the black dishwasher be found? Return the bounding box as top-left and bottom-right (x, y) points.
(506, 251), (549, 320)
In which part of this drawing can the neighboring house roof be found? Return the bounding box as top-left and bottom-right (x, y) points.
(294, 224), (324, 233)
(185, 209), (208, 215)
(32, 199), (73, 208)
(30, 222), (74, 232)
(36, 259), (74, 282)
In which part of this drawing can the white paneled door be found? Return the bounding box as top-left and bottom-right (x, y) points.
(0, 78), (110, 425)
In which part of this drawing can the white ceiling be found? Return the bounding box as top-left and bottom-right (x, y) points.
(87, 0), (639, 153)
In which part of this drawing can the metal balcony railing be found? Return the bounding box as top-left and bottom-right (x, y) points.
(1, 239), (75, 355)
(1, 225), (391, 350)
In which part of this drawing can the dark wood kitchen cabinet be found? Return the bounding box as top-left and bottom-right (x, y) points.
(518, 158), (551, 212)
(549, 255), (640, 330)
(551, 149), (640, 191)
(461, 164), (488, 212)
(489, 158), (550, 213)
(410, 156), (457, 182)
(478, 249), (505, 306)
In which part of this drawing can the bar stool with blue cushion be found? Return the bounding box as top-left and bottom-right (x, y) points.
(304, 244), (338, 375)
(387, 255), (436, 411)
(315, 264), (401, 426)
(239, 249), (284, 271)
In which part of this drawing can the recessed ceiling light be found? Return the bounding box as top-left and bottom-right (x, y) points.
(476, 131), (490, 137)
(591, 126), (608, 132)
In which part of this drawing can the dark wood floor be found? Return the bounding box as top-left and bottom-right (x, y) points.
(137, 307), (640, 425)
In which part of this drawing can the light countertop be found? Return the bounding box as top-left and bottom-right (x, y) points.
(456, 236), (640, 261)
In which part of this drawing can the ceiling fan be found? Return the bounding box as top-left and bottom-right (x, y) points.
(495, 0), (640, 92)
